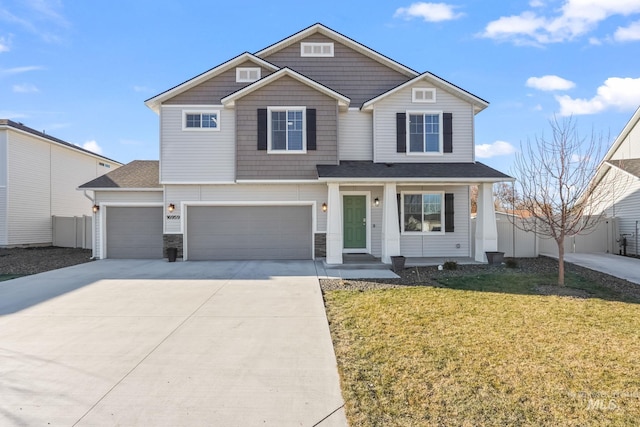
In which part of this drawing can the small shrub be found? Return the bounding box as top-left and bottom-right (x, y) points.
(505, 258), (518, 269)
(443, 261), (458, 270)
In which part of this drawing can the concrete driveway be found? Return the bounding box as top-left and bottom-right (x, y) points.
(563, 252), (640, 285)
(0, 260), (347, 426)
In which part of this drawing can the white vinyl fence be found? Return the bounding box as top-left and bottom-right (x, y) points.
(472, 213), (619, 258)
(52, 215), (92, 249)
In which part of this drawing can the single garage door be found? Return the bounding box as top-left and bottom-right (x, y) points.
(106, 207), (163, 259)
(187, 205), (312, 260)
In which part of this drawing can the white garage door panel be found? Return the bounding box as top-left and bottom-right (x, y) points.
(106, 207), (163, 259)
(187, 206), (312, 260)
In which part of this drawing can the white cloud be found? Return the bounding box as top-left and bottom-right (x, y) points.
(0, 65), (43, 76)
(12, 83), (39, 93)
(529, 0), (545, 7)
(555, 77), (640, 115)
(0, 1), (69, 44)
(481, 0), (640, 45)
(82, 140), (103, 154)
(132, 85), (152, 93)
(394, 2), (463, 22)
(614, 20), (640, 41)
(0, 36), (10, 52)
(475, 140), (516, 158)
(526, 75), (575, 91)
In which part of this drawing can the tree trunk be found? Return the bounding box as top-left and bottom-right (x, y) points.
(557, 238), (565, 286)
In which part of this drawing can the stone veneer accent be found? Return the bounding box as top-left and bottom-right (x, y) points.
(314, 233), (326, 258)
(163, 234), (183, 259)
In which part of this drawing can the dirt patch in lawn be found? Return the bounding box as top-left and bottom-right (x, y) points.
(0, 246), (93, 276)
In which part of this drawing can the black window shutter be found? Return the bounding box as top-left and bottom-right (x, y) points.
(443, 113), (453, 153)
(396, 113), (406, 153)
(445, 193), (454, 232)
(397, 193), (402, 232)
(257, 108), (267, 150)
(307, 108), (316, 150)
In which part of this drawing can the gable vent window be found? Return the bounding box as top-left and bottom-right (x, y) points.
(412, 88), (436, 103)
(98, 162), (111, 169)
(236, 67), (261, 83)
(301, 42), (334, 57)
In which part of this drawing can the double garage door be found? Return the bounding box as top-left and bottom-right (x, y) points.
(105, 205), (313, 260)
(186, 206), (312, 260)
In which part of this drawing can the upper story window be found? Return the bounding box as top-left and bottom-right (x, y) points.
(412, 88), (436, 103)
(300, 42), (334, 57)
(267, 107), (306, 153)
(98, 162), (111, 169)
(236, 67), (261, 83)
(408, 111), (442, 154)
(402, 192), (444, 234)
(183, 110), (220, 131)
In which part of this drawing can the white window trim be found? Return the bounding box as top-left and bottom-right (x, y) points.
(267, 106), (307, 154)
(406, 110), (443, 156)
(400, 191), (445, 235)
(300, 42), (334, 57)
(236, 67), (261, 83)
(182, 110), (220, 131)
(412, 87), (436, 103)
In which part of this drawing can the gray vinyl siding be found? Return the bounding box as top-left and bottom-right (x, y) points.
(611, 119), (640, 160)
(261, 33), (411, 107)
(339, 110), (373, 161)
(374, 86), (475, 163)
(160, 106), (235, 182)
(398, 185), (470, 257)
(163, 183), (327, 234)
(163, 61), (275, 105)
(0, 131), (6, 245)
(235, 75), (338, 180)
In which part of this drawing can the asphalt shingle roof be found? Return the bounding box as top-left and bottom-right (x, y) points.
(79, 160), (160, 189)
(316, 161), (512, 180)
(608, 159), (640, 178)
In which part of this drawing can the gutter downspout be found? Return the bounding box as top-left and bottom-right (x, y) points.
(83, 190), (97, 259)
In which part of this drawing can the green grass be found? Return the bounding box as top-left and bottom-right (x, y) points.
(324, 274), (640, 426)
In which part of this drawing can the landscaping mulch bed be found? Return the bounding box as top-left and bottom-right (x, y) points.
(0, 246), (93, 276)
(320, 256), (640, 301)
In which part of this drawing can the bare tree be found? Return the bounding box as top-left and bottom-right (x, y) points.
(511, 116), (611, 285)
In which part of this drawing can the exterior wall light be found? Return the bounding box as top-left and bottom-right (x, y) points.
(322, 202), (327, 212)
(92, 204), (99, 213)
(374, 197), (380, 207)
(168, 203), (175, 213)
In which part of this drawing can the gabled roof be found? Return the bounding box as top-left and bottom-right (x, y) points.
(144, 53), (280, 113)
(0, 119), (121, 165)
(601, 105), (640, 163)
(255, 23), (418, 78)
(79, 160), (161, 190)
(317, 161), (513, 182)
(221, 67), (351, 109)
(361, 72), (489, 113)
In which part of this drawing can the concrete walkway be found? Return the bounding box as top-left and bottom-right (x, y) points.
(562, 252), (640, 285)
(0, 260), (347, 426)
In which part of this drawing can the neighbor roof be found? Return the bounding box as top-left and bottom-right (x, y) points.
(79, 160), (161, 189)
(607, 159), (640, 178)
(317, 161), (513, 182)
(0, 119), (121, 164)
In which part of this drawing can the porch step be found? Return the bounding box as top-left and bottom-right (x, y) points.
(323, 254), (390, 270)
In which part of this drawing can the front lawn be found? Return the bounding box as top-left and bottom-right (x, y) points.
(323, 265), (640, 426)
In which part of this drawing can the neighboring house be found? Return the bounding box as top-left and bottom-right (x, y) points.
(589, 106), (640, 256)
(0, 119), (121, 247)
(79, 24), (511, 263)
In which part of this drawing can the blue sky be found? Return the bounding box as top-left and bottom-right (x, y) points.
(1, 0), (640, 174)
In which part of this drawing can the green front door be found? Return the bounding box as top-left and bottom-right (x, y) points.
(343, 195), (367, 249)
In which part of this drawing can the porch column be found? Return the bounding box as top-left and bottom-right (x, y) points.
(381, 182), (401, 264)
(325, 183), (343, 265)
(475, 182), (498, 262)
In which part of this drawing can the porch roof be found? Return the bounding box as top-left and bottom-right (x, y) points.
(78, 160), (161, 190)
(317, 161), (513, 182)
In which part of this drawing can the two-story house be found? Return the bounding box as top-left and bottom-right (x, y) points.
(80, 24), (511, 263)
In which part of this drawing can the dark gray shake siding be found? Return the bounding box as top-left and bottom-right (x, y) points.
(261, 33), (412, 106)
(164, 61), (275, 105)
(235, 75), (338, 180)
